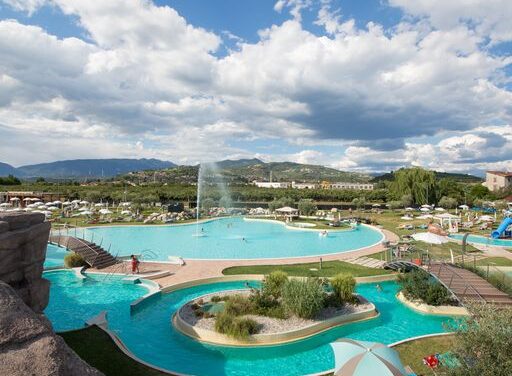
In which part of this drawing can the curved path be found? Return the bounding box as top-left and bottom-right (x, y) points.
(92, 229), (398, 288)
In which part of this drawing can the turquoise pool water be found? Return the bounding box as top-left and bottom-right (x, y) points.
(83, 217), (383, 260)
(44, 270), (148, 332)
(44, 244), (68, 269)
(44, 272), (453, 375)
(449, 233), (512, 247)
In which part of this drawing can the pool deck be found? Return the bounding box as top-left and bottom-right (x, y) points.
(89, 229), (398, 288)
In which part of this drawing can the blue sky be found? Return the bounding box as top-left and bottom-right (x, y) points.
(0, 0), (511, 174)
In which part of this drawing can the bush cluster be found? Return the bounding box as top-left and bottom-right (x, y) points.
(398, 270), (452, 306)
(64, 252), (87, 268)
(262, 270), (288, 299)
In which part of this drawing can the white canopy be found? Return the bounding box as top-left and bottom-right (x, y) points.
(420, 207), (431, 212)
(23, 197), (33, 201)
(120, 202), (131, 207)
(52, 200), (62, 204)
(99, 209), (112, 215)
(9, 197), (20, 201)
(71, 199), (81, 204)
(421, 204), (432, 208)
(276, 206), (299, 213)
(80, 200), (89, 205)
(95, 203), (105, 207)
(412, 232), (449, 244)
(372, 203), (381, 207)
(458, 204), (469, 210)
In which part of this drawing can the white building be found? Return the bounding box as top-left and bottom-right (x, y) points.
(253, 181), (291, 189)
(291, 181), (318, 189)
(484, 171), (512, 192)
(330, 182), (374, 191)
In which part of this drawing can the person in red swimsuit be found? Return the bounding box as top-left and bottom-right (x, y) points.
(130, 254), (140, 274)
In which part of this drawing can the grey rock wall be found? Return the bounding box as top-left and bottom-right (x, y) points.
(0, 212), (50, 312)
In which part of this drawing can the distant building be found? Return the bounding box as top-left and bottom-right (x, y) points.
(291, 181), (318, 189)
(253, 181), (291, 189)
(329, 182), (374, 191)
(485, 171), (512, 192)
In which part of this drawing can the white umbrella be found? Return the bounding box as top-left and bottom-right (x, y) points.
(420, 207), (431, 212)
(412, 232), (448, 244)
(80, 200), (89, 205)
(417, 214), (433, 219)
(71, 199), (81, 204)
(78, 207), (90, 212)
(30, 198), (41, 202)
(372, 204), (381, 207)
(99, 209), (112, 215)
(120, 202), (131, 207)
(95, 203), (105, 207)
(405, 207), (415, 211)
(9, 197), (20, 201)
(23, 197), (33, 202)
(80, 210), (93, 216)
(52, 200), (62, 205)
(121, 210), (132, 215)
(276, 206), (299, 213)
(47, 206), (59, 211)
(421, 204), (432, 208)
(459, 204), (469, 210)
(63, 201), (72, 205)
(435, 207), (446, 212)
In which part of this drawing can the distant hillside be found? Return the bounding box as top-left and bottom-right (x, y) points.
(373, 170), (483, 183)
(0, 162), (19, 176)
(16, 158), (176, 179)
(123, 160), (371, 184)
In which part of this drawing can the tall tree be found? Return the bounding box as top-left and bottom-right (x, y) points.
(389, 167), (436, 205)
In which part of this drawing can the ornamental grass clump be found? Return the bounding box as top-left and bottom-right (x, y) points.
(262, 270), (288, 299)
(64, 252), (87, 268)
(214, 312), (258, 340)
(282, 278), (325, 319)
(330, 273), (356, 304)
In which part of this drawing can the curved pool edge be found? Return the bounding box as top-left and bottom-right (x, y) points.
(71, 217), (387, 262)
(243, 217), (356, 233)
(173, 292), (378, 347)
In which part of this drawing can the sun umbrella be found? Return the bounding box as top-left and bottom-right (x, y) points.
(95, 203), (105, 207)
(120, 202), (131, 207)
(47, 206), (59, 211)
(80, 210), (93, 216)
(372, 204), (381, 207)
(0, 203), (12, 207)
(80, 200), (89, 205)
(420, 207), (430, 212)
(405, 207), (415, 211)
(63, 201), (71, 205)
(99, 209), (112, 215)
(121, 210), (132, 215)
(9, 197), (20, 201)
(30, 198), (40, 202)
(71, 199), (81, 204)
(435, 207), (446, 212)
(411, 232), (448, 244)
(330, 339), (408, 376)
(458, 205), (469, 210)
(23, 197), (32, 202)
(421, 204), (432, 208)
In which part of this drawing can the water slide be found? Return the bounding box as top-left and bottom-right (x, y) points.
(491, 216), (512, 239)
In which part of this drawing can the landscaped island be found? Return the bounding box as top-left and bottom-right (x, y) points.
(173, 272), (378, 345)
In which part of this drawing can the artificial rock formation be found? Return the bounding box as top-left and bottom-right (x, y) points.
(0, 212), (104, 376)
(0, 281), (103, 376)
(0, 212), (50, 312)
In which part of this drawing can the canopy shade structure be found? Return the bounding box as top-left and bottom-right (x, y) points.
(330, 339), (408, 376)
(275, 206), (298, 213)
(458, 205), (469, 210)
(412, 232), (449, 244)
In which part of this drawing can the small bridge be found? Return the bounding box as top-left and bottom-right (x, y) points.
(427, 262), (512, 306)
(49, 235), (118, 269)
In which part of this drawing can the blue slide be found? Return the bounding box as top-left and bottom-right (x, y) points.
(491, 217), (512, 239)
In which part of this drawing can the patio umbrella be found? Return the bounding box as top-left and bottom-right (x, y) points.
(420, 207), (430, 212)
(412, 232), (448, 244)
(71, 199), (81, 204)
(121, 210), (132, 215)
(9, 197), (20, 201)
(372, 204), (381, 207)
(120, 202), (131, 207)
(30, 198), (41, 202)
(458, 205), (469, 210)
(435, 207), (446, 212)
(421, 204), (432, 208)
(330, 339), (408, 376)
(95, 203), (105, 207)
(99, 209), (112, 215)
(80, 200), (89, 205)
(405, 207), (415, 211)
(23, 197), (32, 202)
(80, 210), (93, 216)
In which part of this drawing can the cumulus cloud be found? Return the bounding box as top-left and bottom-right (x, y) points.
(0, 0), (511, 174)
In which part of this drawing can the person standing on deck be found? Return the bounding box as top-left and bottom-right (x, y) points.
(130, 254), (140, 274)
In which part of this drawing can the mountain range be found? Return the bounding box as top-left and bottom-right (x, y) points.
(0, 159), (176, 179)
(0, 157), (483, 183)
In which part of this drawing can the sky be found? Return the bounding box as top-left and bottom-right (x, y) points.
(0, 0), (511, 175)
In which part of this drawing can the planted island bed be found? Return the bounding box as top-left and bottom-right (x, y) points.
(173, 272), (377, 346)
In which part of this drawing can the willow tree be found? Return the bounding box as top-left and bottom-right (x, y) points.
(389, 167), (436, 205)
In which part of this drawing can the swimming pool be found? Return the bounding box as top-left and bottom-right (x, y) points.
(44, 272), (453, 375)
(449, 233), (512, 247)
(44, 244), (68, 269)
(82, 217), (384, 260)
(44, 270), (149, 332)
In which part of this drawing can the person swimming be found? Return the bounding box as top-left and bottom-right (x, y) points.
(376, 284), (382, 292)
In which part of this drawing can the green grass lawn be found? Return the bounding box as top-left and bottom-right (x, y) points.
(222, 260), (393, 277)
(395, 335), (456, 374)
(59, 326), (171, 376)
(474, 257), (512, 267)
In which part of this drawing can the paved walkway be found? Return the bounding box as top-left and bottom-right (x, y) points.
(92, 228), (399, 289)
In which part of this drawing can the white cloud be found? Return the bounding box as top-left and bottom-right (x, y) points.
(0, 0), (511, 174)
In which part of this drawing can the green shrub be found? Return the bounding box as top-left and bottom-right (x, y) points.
(330, 274), (356, 304)
(224, 295), (254, 316)
(64, 252), (87, 268)
(398, 270), (451, 306)
(262, 270), (288, 299)
(282, 278), (325, 319)
(214, 313), (259, 340)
